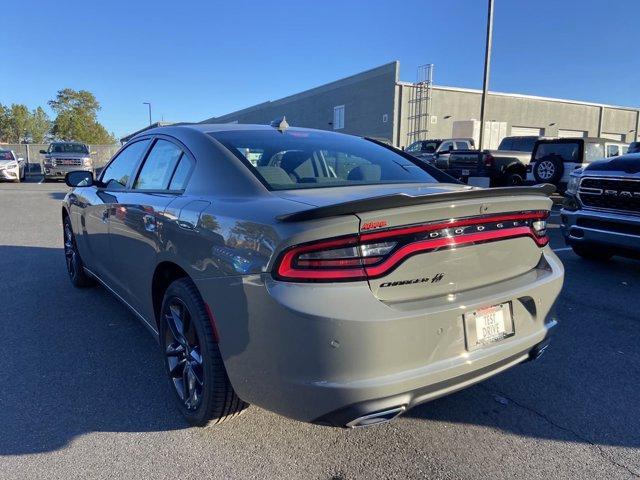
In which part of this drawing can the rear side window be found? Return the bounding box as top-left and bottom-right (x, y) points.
(454, 141), (469, 150)
(210, 129), (438, 190)
(134, 140), (183, 190)
(511, 137), (537, 152)
(168, 155), (193, 190)
(101, 140), (150, 190)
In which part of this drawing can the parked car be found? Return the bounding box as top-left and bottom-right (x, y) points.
(0, 149), (26, 182)
(439, 135), (539, 186)
(61, 124), (563, 428)
(528, 137), (609, 190)
(405, 138), (474, 165)
(628, 141), (640, 154)
(561, 152), (640, 260)
(41, 142), (93, 181)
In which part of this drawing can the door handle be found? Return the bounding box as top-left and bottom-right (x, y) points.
(102, 209), (109, 224)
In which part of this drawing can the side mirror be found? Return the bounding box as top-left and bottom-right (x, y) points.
(448, 145), (454, 152)
(65, 170), (94, 188)
(17, 157), (24, 162)
(90, 151), (97, 155)
(39, 149), (47, 154)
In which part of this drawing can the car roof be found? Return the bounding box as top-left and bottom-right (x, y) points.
(535, 137), (610, 145)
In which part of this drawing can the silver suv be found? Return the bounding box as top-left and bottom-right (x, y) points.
(41, 142), (93, 181)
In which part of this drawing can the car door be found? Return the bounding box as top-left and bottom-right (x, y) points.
(107, 137), (195, 315)
(76, 139), (151, 284)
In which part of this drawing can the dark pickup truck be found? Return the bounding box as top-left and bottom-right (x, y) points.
(439, 136), (538, 186)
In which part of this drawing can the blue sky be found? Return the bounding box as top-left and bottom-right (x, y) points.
(2, 0), (638, 138)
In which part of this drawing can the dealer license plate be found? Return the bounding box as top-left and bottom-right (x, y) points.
(464, 303), (514, 350)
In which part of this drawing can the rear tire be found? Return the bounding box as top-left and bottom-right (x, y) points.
(505, 171), (524, 186)
(160, 278), (247, 426)
(571, 244), (613, 261)
(63, 215), (95, 287)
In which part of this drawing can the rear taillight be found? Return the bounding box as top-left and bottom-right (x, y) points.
(484, 154), (495, 168)
(274, 211), (550, 282)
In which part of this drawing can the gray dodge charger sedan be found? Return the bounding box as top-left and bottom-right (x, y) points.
(62, 123), (564, 427)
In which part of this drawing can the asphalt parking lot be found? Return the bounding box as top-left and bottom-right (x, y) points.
(0, 180), (638, 480)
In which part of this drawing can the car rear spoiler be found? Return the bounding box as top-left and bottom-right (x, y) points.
(277, 184), (556, 222)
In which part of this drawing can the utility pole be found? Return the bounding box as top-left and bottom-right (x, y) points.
(478, 0), (494, 151)
(143, 102), (152, 126)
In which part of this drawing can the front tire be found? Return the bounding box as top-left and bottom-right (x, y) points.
(63, 215), (95, 287)
(160, 278), (247, 426)
(571, 244), (613, 261)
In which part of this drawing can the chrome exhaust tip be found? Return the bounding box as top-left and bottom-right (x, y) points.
(346, 406), (406, 428)
(528, 339), (550, 361)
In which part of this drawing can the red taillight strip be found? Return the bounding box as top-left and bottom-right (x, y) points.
(364, 226), (546, 279)
(360, 211), (546, 242)
(274, 211), (549, 282)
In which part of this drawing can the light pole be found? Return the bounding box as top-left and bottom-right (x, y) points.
(143, 102), (152, 126)
(478, 0), (494, 150)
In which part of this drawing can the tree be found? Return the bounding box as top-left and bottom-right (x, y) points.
(0, 104), (10, 142)
(7, 104), (30, 143)
(28, 107), (52, 143)
(48, 88), (116, 144)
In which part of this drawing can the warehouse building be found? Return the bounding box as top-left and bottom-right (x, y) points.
(201, 61), (640, 149)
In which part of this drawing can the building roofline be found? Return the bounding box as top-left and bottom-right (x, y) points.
(397, 81), (639, 112)
(202, 61), (399, 123)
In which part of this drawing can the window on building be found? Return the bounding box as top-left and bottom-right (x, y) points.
(333, 105), (345, 130)
(134, 139), (183, 190)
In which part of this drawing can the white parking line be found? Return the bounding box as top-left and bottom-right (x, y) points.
(552, 247), (573, 252)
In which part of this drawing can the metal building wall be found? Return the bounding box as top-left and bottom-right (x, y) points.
(396, 83), (640, 149)
(201, 62), (398, 144)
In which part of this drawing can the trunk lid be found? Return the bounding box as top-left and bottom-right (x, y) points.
(355, 193), (551, 303)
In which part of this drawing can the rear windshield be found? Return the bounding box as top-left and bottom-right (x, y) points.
(49, 143), (89, 154)
(0, 151), (15, 160)
(499, 137), (537, 152)
(209, 129), (439, 190)
(534, 142), (581, 162)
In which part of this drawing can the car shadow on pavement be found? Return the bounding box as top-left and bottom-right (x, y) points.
(0, 245), (188, 456)
(47, 192), (67, 200)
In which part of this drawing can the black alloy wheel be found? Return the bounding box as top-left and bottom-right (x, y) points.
(163, 298), (205, 411)
(63, 215), (94, 287)
(159, 278), (247, 426)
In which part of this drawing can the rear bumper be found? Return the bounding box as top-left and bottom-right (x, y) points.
(561, 207), (640, 253)
(198, 249), (564, 425)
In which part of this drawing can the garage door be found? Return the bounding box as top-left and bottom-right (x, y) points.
(601, 132), (623, 141)
(558, 129), (587, 138)
(511, 126), (543, 137)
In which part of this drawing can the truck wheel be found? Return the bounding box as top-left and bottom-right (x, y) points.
(571, 244), (613, 261)
(506, 172), (524, 186)
(160, 278), (248, 426)
(533, 155), (563, 184)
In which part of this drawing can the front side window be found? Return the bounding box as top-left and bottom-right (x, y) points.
(454, 141), (469, 150)
(210, 129), (438, 191)
(134, 140), (182, 190)
(101, 140), (150, 190)
(422, 141), (439, 153)
(0, 151), (15, 160)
